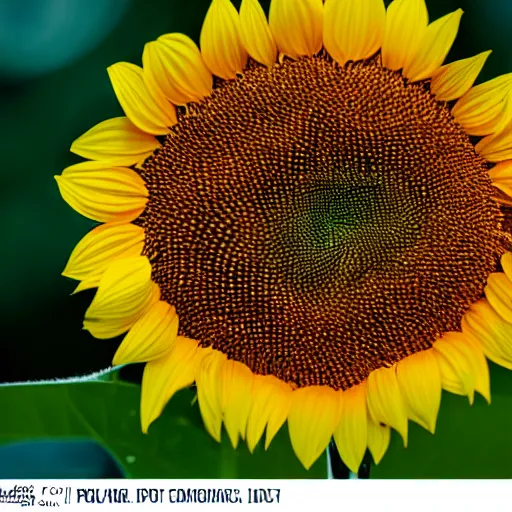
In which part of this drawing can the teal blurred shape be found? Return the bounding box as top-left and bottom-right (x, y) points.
(0, 440), (125, 478)
(0, 0), (130, 81)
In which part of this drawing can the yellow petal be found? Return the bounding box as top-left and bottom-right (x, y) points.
(219, 359), (254, 449)
(434, 348), (466, 396)
(433, 332), (479, 403)
(458, 336), (490, 403)
(430, 51), (491, 102)
(63, 223), (144, 282)
(476, 113), (512, 162)
(73, 280), (99, 294)
(83, 256), (158, 339)
(55, 161), (148, 223)
(107, 62), (176, 135)
(239, 0), (277, 67)
(332, 383), (367, 474)
(200, 0), (248, 80)
(452, 73), (512, 136)
(403, 9), (463, 82)
(489, 161), (512, 198)
(196, 349), (227, 442)
(366, 366), (408, 445)
(367, 415), (391, 465)
(396, 349), (441, 433)
(265, 383), (293, 449)
(462, 299), (512, 371)
(381, 0), (428, 71)
(485, 272), (512, 323)
(501, 251), (512, 280)
(269, 0), (323, 59)
(140, 336), (204, 433)
(70, 117), (160, 166)
(323, 0), (385, 66)
(143, 34), (213, 106)
(463, 332), (491, 404)
(287, 386), (341, 470)
(113, 301), (178, 366)
(246, 375), (292, 452)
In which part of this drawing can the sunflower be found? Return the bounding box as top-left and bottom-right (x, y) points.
(55, 0), (512, 473)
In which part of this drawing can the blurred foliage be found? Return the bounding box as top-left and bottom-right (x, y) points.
(373, 363), (512, 478)
(0, 380), (326, 478)
(0, 0), (511, 478)
(0, 0), (130, 81)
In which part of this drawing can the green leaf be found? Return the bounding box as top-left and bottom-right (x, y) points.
(0, 381), (326, 479)
(372, 363), (512, 478)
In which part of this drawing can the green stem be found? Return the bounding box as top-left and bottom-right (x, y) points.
(219, 439), (239, 478)
(0, 366), (124, 387)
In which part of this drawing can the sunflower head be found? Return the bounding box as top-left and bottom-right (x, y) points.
(56, 0), (512, 473)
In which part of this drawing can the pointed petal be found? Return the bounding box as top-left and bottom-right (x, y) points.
(63, 223), (144, 282)
(476, 112), (512, 162)
(218, 359), (254, 449)
(55, 161), (148, 223)
(108, 62), (176, 135)
(489, 161), (512, 197)
(113, 301), (178, 365)
(452, 73), (512, 136)
(245, 375), (292, 452)
(323, 0), (385, 66)
(433, 332), (479, 403)
(143, 34), (213, 106)
(367, 366), (408, 445)
(73, 280), (99, 294)
(287, 386), (341, 470)
(83, 256), (158, 339)
(396, 349), (441, 433)
(463, 332), (491, 404)
(381, 0), (428, 71)
(239, 0), (277, 67)
(458, 336), (490, 403)
(462, 298), (512, 370)
(485, 272), (512, 323)
(434, 348), (467, 396)
(269, 0), (323, 59)
(501, 251), (512, 280)
(196, 349), (227, 442)
(70, 117), (160, 166)
(367, 415), (391, 465)
(140, 336), (204, 433)
(200, 0), (248, 80)
(431, 51), (491, 102)
(332, 383), (367, 474)
(403, 9), (463, 82)
(264, 381), (293, 450)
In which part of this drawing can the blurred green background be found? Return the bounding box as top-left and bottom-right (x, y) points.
(0, 0), (511, 479)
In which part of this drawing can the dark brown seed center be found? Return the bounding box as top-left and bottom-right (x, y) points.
(136, 54), (505, 390)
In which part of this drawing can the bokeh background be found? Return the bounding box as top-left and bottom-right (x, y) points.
(0, 0), (511, 479)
